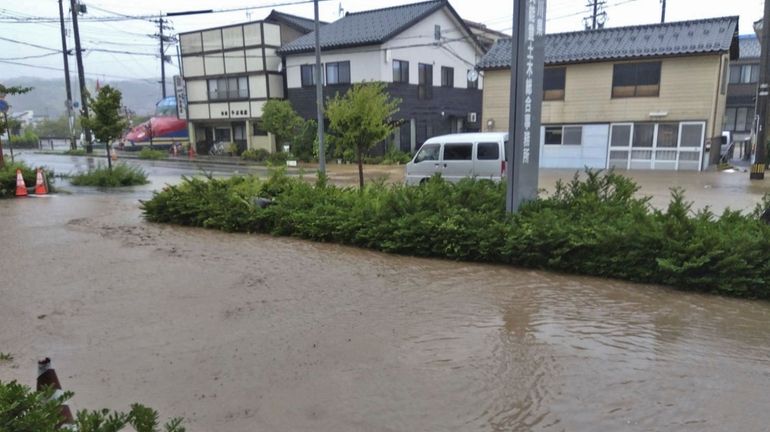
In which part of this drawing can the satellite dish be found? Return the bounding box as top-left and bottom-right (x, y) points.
(467, 69), (479, 82)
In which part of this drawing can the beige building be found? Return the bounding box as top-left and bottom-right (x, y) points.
(179, 11), (321, 154)
(478, 16), (740, 171)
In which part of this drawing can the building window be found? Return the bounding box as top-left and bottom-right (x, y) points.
(441, 66), (454, 88)
(612, 61), (661, 98)
(543, 67), (566, 101)
(724, 106), (755, 132)
(253, 120), (268, 136)
(729, 64), (759, 84)
(326, 61), (350, 85)
(632, 123), (655, 147)
(418, 63), (433, 99)
(656, 123), (679, 148)
(544, 125), (582, 145)
(393, 60), (409, 83)
(301, 64), (316, 87)
(207, 76), (248, 100)
(467, 69), (478, 89)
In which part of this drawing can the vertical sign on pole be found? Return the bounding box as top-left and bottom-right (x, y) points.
(173, 75), (188, 120)
(507, 0), (547, 213)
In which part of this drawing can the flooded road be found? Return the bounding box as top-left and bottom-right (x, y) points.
(1, 174), (770, 431)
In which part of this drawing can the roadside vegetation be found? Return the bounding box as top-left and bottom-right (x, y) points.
(64, 148), (87, 156)
(70, 164), (148, 187)
(137, 148), (167, 160)
(142, 169), (770, 300)
(0, 161), (55, 198)
(0, 380), (185, 432)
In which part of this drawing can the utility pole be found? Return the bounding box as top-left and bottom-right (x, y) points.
(70, 0), (92, 153)
(151, 15), (174, 99)
(314, 0), (326, 174)
(752, 0), (770, 180)
(58, 0), (76, 150)
(660, 0), (666, 23)
(585, 0), (606, 30)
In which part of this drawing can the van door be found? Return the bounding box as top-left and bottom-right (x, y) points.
(407, 142), (442, 184)
(442, 142), (474, 182)
(474, 141), (503, 181)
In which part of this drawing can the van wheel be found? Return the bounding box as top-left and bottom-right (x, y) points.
(419, 178), (428, 185)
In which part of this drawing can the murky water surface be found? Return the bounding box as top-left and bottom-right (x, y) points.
(1, 184), (769, 431)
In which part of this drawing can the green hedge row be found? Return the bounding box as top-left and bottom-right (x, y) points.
(141, 170), (770, 299)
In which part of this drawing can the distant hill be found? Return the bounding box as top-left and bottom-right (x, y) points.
(2, 77), (171, 119)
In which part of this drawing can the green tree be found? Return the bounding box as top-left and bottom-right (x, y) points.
(33, 114), (81, 139)
(325, 82), (400, 188)
(80, 85), (127, 170)
(261, 99), (303, 152)
(0, 84), (32, 168)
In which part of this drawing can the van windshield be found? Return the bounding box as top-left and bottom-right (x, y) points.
(414, 144), (440, 163)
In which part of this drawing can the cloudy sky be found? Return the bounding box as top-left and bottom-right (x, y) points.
(1, 0), (764, 83)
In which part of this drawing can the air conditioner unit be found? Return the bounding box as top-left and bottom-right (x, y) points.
(467, 112), (477, 123)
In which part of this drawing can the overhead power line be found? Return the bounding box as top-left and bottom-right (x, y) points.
(0, 0), (331, 23)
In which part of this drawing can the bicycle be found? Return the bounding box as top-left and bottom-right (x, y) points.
(209, 141), (226, 156)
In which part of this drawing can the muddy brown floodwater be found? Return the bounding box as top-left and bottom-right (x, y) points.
(2, 193), (770, 432)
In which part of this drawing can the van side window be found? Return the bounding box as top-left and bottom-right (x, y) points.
(477, 142), (499, 160)
(414, 144), (440, 163)
(443, 143), (473, 160)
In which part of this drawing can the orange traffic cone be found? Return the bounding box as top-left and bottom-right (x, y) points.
(188, 145), (195, 160)
(35, 168), (48, 195)
(37, 357), (75, 427)
(15, 169), (28, 197)
(111, 148), (118, 161)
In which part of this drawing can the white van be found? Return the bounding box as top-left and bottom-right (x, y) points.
(405, 132), (508, 185)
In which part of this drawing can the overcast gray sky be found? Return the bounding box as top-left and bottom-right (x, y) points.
(1, 0), (764, 82)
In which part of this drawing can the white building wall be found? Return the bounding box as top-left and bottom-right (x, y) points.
(263, 23), (282, 46)
(381, 8), (482, 89)
(186, 80), (207, 102)
(539, 124), (609, 169)
(284, 7), (482, 90)
(183, 56), (205, 77)
(285, 49), (383, 88)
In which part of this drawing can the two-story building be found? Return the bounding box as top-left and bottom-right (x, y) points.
(178, 11), (323, 153)
(479, 16), (740, 171)
(724, 34), (760, 159)
(277, 0), (486, 153)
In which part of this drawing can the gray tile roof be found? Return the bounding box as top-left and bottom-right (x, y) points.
(739, 34), (761, 58)
(266, 10), (325, 33)
(478, 16), (739, 69)
(277, 0), (449, 54)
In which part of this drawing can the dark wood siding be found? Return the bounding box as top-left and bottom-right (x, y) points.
(287, 84), (482, 152)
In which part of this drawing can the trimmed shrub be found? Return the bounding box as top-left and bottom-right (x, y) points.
(70, 163), (149, 187)
(0, 380), (185, 432)
(141, 170), (770, 299)
(64, 149), (86, 156)
(267, 151), (289, 166)
(8, 130), (39, 148)
(137, 148), (167, 160)
(241, 148), (270, 162)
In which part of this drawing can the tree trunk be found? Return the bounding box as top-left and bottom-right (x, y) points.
(356, 144), (364, 189)
(106, 143), (113, 171)
(0, 136), (5, 168)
